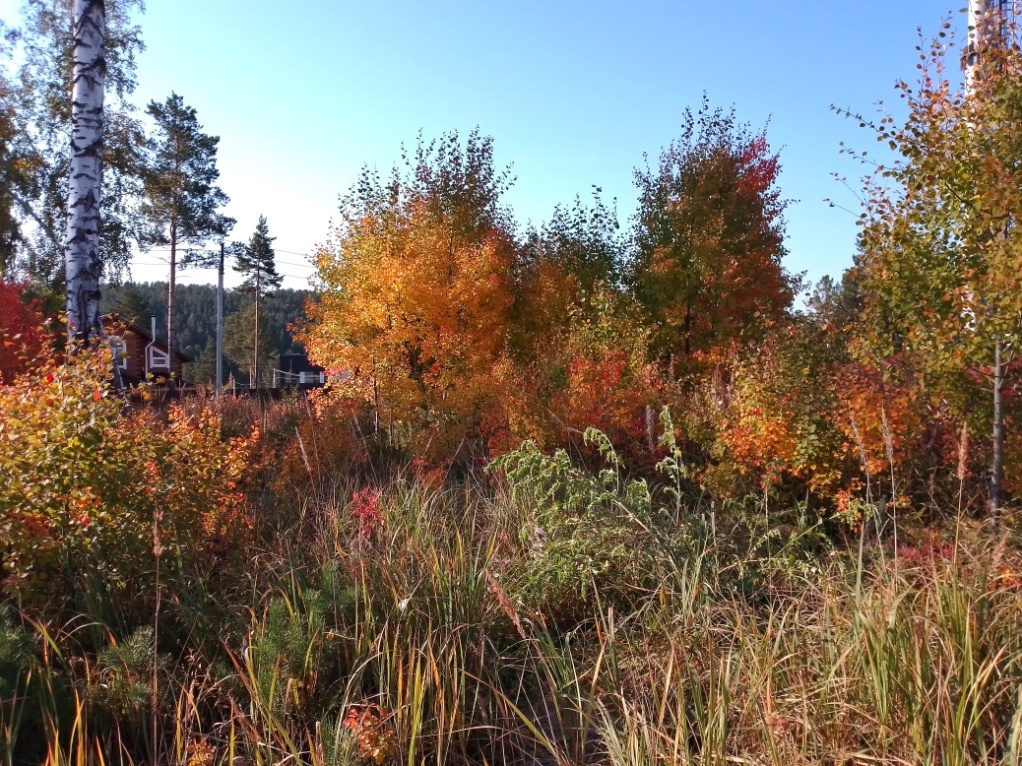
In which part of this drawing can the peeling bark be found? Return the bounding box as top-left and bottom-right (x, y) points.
(65, 0), (105, 344)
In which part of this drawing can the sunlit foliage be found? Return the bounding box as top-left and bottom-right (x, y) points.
(301, 131), (516, 458)
(0, 348), (256, 613)
(632, 98), (799, 369)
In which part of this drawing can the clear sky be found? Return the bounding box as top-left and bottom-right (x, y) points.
(0, 1), (966, 293)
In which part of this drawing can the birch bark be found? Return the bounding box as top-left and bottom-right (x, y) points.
(65, 0), (105, 344)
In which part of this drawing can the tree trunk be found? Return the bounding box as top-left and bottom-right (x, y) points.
(166, 215), (177, 387)
(65, 0), (105, 344)
(253, 268), (260, 388)
(989, 337), (1004, 530)
(215, 241), (224, 399)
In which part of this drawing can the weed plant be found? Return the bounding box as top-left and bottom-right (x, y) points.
(2, 391), (1022, 765)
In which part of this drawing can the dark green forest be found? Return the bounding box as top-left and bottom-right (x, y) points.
(104, 282), (311, 384)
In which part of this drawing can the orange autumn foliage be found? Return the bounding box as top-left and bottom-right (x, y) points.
(300, 131), (518, 461)
(0, 348), (257, 611)
(267, 387), (365, 495)
(699, 323), (850, 497)
(835, 362), (924, 478)
(500, 290), (664, 464)
(303, 206), (514, 456)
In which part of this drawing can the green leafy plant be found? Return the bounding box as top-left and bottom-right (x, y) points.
(0, 347), (257, 620)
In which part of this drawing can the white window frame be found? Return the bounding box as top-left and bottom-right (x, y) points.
(147, 345), (170, 370)
(109, 337), (129, 370)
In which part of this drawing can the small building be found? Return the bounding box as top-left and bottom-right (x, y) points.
(103, 314), (192, 385)
(273, 350), (327, 389)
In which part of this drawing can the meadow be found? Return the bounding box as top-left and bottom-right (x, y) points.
(2, 349), (1021, 766)
(4, 23), (1022, 764)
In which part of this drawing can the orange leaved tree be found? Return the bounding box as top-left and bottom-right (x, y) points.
(301, 131), (516, 458)
(500, 288), (664, 465)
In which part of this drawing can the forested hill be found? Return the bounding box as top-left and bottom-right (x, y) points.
(104, 282), (312, 361)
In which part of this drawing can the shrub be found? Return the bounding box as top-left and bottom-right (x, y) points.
(0, 280), (53, 383)
(489, 426), (693, 625)
(0, 348), (256, 619)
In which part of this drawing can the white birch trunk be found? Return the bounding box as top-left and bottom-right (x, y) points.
(65, 0), (105, 344)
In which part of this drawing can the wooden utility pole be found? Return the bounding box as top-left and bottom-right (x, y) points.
(216, 241), (224, 399)
(253, 264), (261, 389)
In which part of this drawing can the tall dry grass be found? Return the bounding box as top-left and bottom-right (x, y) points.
(3, 398), (1022, 765)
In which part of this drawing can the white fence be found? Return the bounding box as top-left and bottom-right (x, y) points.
(272, 369), (327, 388)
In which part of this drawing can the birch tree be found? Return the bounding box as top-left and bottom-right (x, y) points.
(4, 0), (145, 300)
(64, 0), (106, 343)
(301, 131), (517, 435)
(849, 19), (1022, 522)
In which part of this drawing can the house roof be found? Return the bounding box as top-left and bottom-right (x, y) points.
(102, 313), (194, 363)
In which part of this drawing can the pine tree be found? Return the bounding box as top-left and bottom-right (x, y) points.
(0, 59), (24, 276)
(140, 93), (231, 368)
(186, 340), (218, 386)
(107, 281), (153, 325)
(222, 302), (277, 387)
(233, 216), (281, 387)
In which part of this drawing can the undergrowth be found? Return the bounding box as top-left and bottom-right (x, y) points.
(2, 368), (1021, 766)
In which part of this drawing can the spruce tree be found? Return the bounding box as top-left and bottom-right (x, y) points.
(107, 281), (153, 325)
(233, 216), (281, 387)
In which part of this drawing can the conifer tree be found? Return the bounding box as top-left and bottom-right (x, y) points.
(233, 215), (280, 387)
(140, 92), (230, 366)
(107, 280), (152, 324)
(221, 302), (276, 387)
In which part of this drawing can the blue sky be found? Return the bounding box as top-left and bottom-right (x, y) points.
(1, 1), (965, 293)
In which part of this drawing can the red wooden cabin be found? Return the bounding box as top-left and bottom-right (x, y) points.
(103, 314), (192, 384)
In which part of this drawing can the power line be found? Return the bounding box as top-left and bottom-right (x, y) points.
(142, 245), (311, 255)
(135, 249), (313, 269)
(132, 259), (313, 271)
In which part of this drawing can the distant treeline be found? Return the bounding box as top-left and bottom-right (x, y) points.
(104, 282), (312, 384)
